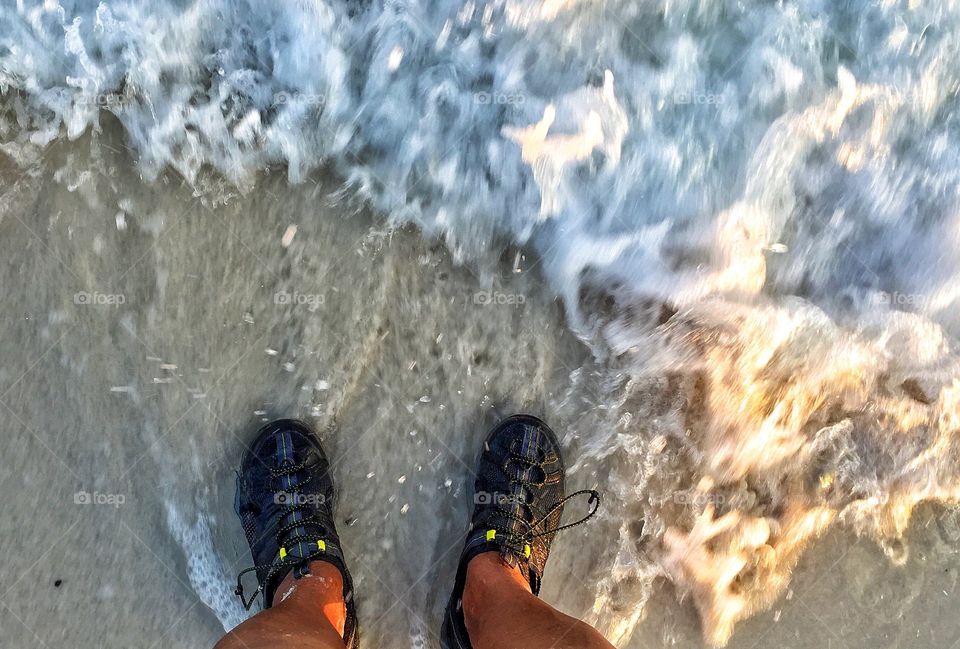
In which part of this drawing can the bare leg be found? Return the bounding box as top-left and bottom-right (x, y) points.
(214, 561), (347, 649)
(462, 553), (616, 649)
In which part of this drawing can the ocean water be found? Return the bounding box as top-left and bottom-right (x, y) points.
(3, 0), (960, 647)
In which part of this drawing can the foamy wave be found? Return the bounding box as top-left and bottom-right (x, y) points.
(165, 499), (248, 630)
(5, 0), (960, 645)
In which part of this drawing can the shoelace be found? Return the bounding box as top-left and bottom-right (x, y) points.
(489, 448), (601, 558)
(235, 458), (329, 610)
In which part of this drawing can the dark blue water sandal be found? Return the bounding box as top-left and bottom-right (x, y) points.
(234, 419), (359, 649)
(441, 415), (600, 649)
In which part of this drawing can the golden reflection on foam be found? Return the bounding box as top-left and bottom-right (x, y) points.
(654, 69), (960, 644)
(660, 303), (960, 645)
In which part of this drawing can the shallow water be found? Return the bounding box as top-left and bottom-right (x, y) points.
(0, 129), (591, 647)
(5, 0), (960, 646)
(0, 128), (958, 649)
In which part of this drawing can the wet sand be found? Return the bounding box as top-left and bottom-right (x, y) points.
(0, 128), (958, 649)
